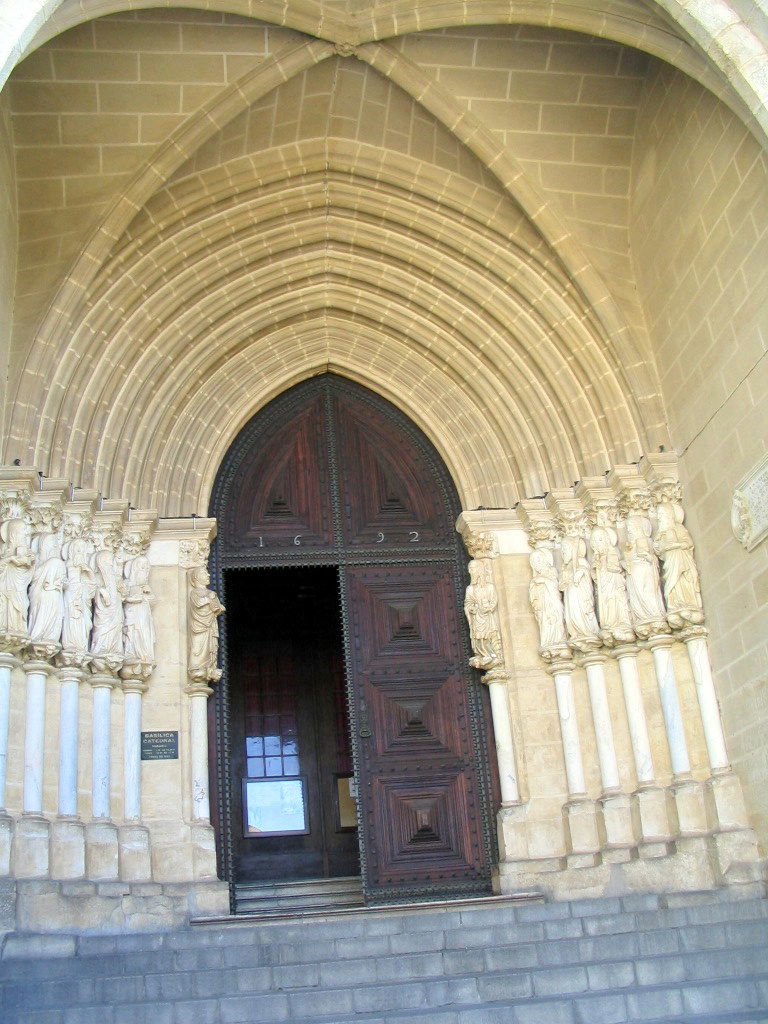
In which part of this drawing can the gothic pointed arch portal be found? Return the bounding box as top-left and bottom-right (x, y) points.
(210, 373), (497, 903)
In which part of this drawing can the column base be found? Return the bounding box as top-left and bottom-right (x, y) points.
(50, 818), (85, 880)
(631, 785), (675, 848)
(119, 824), (152, 881)
(85, 820), (119, 880)
(191, 822), (218, 881)
(0, 812), (13, 875)
(599, 791), (636, 854)
(706, 770), (751, 831)
(712, 829), (764, 886)
(11, 815), (50, 878)
(497, 803), (529, 861)
(672, 777), (708, 835)
(563, 798), (600, 858)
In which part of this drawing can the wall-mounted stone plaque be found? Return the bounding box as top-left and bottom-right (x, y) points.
(141, 730), (179, 760)
(731, 453), (768, 551)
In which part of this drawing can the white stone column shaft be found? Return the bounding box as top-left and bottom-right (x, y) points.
(91, 683), (112, 819)
(685, 635), (730, 772)
(123, 689), (142, 821)
(23, 662), (49, 814)
(650, 640), (691, 777)
(615, 648), (656, 785)
(57, 672), (80, 816)
(485, 673), (520, 804)
(552, 665), (587, 797)
(582, 657), (621, 792)
(190, 690), (211, 821)
(0, 658), (13, 809)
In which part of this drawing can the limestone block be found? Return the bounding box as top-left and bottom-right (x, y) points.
(0, 878), (15, 933)
(497, 804), (528, 861)
(11, 815), (49, 878)
(631, 785), (675, 844)
(118, 824), (151, 882)
(49, 818), (85, 880)
(0, 813), (12, 875)
(624, 836), (718, 892)
(191, 822), (218, 880)
(85, 821), (119, 880)
(706, 770), (751, 831)
(712, 829), (764, 885)
(599, 792), (635, 851)
(563, 798), (600, 856)
(672, 778), (708, 835)
(186, 879), (230, 919)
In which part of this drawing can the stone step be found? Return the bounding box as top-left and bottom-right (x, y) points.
(2, 891), (767, 1022)
(234, 875), (365, 915)
(3, 921), (767, 1013)
(3, 889), (766, 977)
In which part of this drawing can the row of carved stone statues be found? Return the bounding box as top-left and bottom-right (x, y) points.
(526, 496), (704, 660)
(0, 513), (155, 677)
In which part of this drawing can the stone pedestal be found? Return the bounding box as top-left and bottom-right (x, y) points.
(672, 777), (708, 835)
(49, 817), (85, 879)
(191, 822), (218, 881)
(0, 811), (13, 875)
(631, 785), (675, 854)
(711, 829), (763, 885)
(118, 823), (151, 881)
(497, 803), (528, 861)
(85, 820), (119, 880)
(706, 769), (751, 831)
(599, 791), (635, 860)
(12, 815), (49, 878)
(563, 798), (600, 866)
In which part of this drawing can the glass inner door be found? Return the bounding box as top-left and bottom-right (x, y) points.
(227, 565), (359, 882)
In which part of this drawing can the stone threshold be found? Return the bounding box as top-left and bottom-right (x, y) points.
(191, 889), (545, 926)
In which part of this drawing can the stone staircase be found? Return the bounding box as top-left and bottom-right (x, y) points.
(234, 876), (365, 916)
(2, 888), (768, 1023)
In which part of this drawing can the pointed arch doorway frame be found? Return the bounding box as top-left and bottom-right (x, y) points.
(209, 373), (498, 905)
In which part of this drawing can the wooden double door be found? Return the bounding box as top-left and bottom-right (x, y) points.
(210, 375), (496, 902)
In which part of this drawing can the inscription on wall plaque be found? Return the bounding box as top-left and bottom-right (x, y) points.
(731, 453), (768, 552)
(141, 731), (179, 760)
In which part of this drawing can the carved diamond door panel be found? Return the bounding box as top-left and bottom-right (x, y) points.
(223, 391), (333, 553)
(333, 392), (451, 549)
(345, 563), (489, 898)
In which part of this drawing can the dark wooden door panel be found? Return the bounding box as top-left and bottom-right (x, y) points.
(211, 375), (495, 902)
(225, 391), (333, 552)
(333, 392), (450, 549)
(345, 562), (489, 897)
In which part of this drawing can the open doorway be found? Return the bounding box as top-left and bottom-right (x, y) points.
(226, 565), (360, 884)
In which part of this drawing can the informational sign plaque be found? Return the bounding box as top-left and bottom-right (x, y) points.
(141, 730), (179, 760)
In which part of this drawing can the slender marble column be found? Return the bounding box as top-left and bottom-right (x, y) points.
(0, 651), (18, 810)
(581, 654), (621, 792)
(683, 628), (729, 773)
(613, 645), (655, 785)
(646, 636), (690, 778)
(91, 675), (114, 819)
(22, 659), (50, 814)
(190, 685), (212, 822)
(118, 674), (151, 881)
(123, 685), (143, 821)
(57, 666), (82, 817)
(483, 668), (520, 805)
(550, 661), (586, 797)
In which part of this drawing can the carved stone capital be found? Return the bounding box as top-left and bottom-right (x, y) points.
(90, 654), (124, 677)
(119, 659), (155, 683)
(26, 643), (59, 664)
(186, 680), (214, 698)
(482, 667), (510, 687)
(23, 656), (55, 675)
(0, 647), (22, 670)
(121, 675), (148, 696)
(678, 625), (709, 644)
(90, 671), (118, 690)
(539, 642), (572, 664)
(0, 631), (28, 657)
(545, 657), (576, 676)
(56, 648), (90, 671)
(179, 537), (211, 568)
